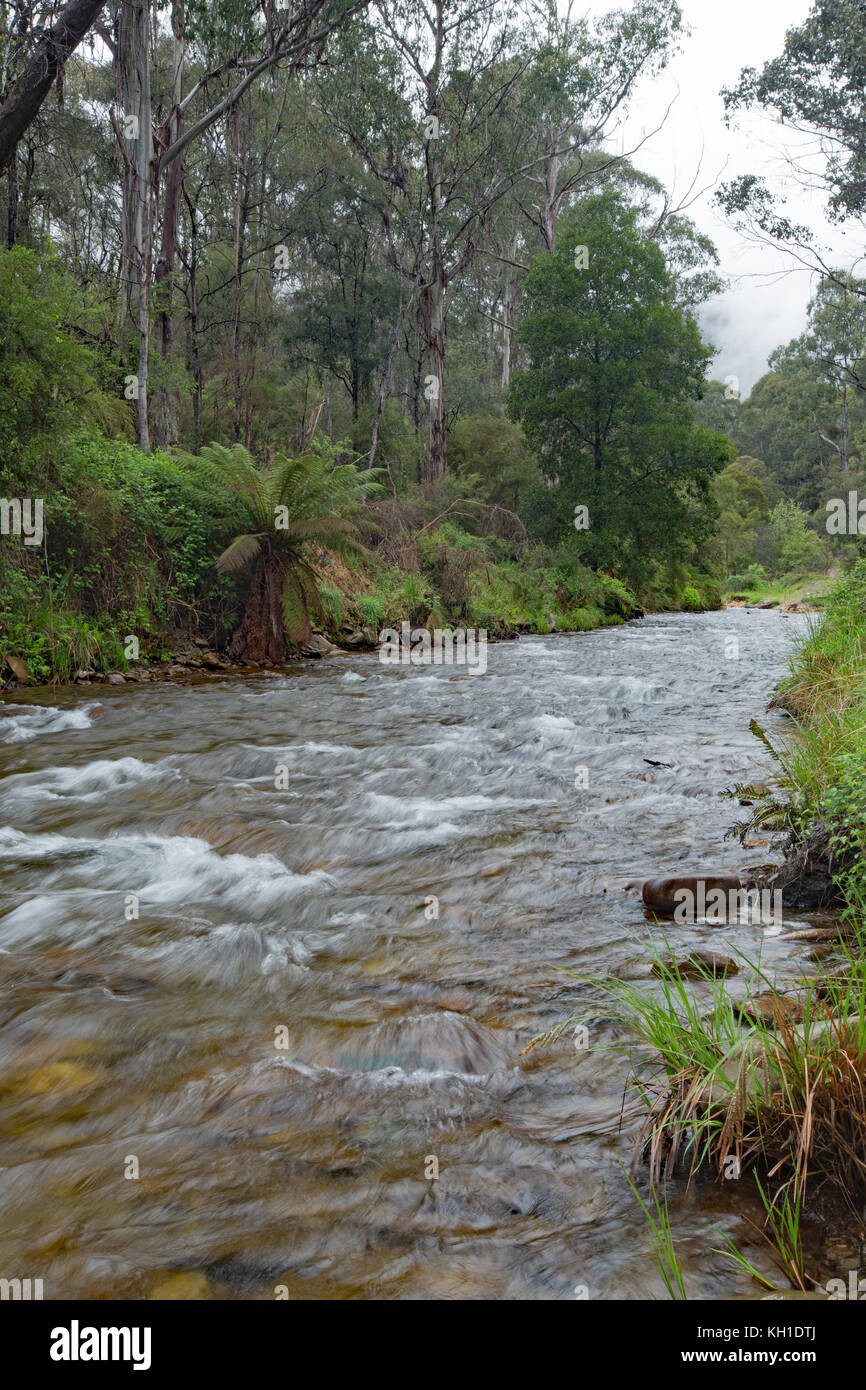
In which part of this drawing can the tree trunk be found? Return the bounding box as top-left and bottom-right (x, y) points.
(421, 0), (447, 483)
(229, 551), (289, 663)
(117, 0), (153, 452)
(541, 137), (559, 252)
(181, 182), (202, 450)
(5, 145), (18, 248)
(152, 0), (185, 450)
(423, 242), (447, 481)
(0, 0), (106, 173)
(230, 110), (251, 442)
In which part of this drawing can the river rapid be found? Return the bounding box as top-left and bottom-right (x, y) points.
(0, 609), (819, 1299)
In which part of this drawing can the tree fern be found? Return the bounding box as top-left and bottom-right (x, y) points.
(181, 439), (381, 659)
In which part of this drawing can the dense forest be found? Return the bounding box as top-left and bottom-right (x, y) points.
(1, 0), (863, 683)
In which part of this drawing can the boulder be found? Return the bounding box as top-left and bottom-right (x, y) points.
(5, 655), (32, 684)
(301, 633), (335, 657)
(340, 628), (377, 650)
(200, 650), (224, 668)
(642, 873), (743, 918)
(106, 672), (126, 685)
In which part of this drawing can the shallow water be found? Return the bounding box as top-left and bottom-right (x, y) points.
(0, 610), (819, 1299)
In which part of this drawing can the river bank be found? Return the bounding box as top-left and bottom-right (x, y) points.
(0, 593), (655, 694)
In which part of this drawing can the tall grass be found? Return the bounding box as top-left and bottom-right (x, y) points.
(565, 940), (866, 1209)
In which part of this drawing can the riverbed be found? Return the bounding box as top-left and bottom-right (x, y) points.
(0, 609), (818, 1299)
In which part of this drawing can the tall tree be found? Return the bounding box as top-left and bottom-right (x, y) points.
(508, 185), (733, 578)
(718, 0), (866, 296)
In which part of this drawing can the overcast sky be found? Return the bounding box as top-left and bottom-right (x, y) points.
(591, 0), (855, 396)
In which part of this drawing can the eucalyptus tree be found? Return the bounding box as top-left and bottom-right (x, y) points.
(110, 0), (372, 452)
(509, 0), (684, 254)
(718, 0), (866, 299)
(0, 0), (107, 183)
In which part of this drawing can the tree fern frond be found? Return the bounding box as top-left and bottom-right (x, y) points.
(215, 534), (261, 574)
(183, 442), (271, 529)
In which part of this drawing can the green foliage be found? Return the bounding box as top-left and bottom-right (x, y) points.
(0, 432), (243, 679)
(725, 563), (768, 590)
(766, 498), (827, 576)
(714, 460), (770, 573)
(356, 592), (387, 629)
(0, 248), (127, 485)
(721, 0), (866, 224)
(447, 413), (541, 513)
(508, 186), (734, 583)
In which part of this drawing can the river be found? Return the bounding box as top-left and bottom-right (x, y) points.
(0, 609), (817, 1299)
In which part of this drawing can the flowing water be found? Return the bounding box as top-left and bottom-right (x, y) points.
(0, 609), (819, 1300)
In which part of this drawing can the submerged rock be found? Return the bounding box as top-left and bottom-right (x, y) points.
(733, 992), (805, 1026)
(652, 950), (739, 978)
(147, 1271), (211, 1300)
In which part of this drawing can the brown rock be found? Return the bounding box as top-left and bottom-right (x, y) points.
(301, 634), (335, 657)
(341, 629), (376, 650)
(733, 992), (804, 1026)
(653, 950), (739, 979)
(642, 873), (743, 918)
(5, 655), (31, 683)
(106, 673), (126, 685)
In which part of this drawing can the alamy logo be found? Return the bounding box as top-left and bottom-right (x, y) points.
(379, 622), (487, 674)
(0, 1276), (43, 1299)
(826, 1270), (866, 1299)
(0, 497), (43, 546)
(673, 884), (783, 925)
(826, 491), (866, 534)
(50, 1320), (152, 1371)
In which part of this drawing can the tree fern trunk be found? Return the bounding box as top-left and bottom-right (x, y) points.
(229, 553), (289, 663)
